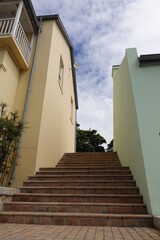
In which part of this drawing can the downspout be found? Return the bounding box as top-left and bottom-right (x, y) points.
(9, 17), (43, 185)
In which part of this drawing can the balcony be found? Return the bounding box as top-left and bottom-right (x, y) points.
(0, 17), (32, 70)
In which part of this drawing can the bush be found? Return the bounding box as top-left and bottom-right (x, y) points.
(0, 102), (24, 186)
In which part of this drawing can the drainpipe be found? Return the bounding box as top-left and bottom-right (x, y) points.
(9, 18), (43, 185)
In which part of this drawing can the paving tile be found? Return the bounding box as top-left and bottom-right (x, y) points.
(0, 224), (160, 240)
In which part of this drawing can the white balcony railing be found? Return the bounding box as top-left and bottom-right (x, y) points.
(0, 18), (31, 64)
(0, 18), (14, 35)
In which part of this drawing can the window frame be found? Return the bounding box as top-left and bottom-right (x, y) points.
(70, 96), (74, 124)
(58, 56), (64, 92)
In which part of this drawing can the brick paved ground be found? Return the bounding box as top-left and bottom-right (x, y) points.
(0, 224), (160, 240)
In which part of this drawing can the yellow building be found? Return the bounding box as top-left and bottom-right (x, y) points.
(0, 0), (78, 186)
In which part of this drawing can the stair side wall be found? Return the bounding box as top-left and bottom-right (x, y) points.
(113, 48), (152, 214)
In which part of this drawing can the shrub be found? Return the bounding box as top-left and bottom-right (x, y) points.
(0, 102), (24, 186)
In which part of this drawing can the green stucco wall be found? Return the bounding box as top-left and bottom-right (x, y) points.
(113, 48), (160, 215)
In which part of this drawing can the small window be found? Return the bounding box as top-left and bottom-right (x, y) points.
(70, 97), (74, 123)
(58, 57), (64, 90)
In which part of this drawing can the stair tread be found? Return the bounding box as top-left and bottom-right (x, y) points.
(0, 211), (152, 218)
(38, 170), (130, 172)
(19, 186), (138, 189)
(14, 193), (142, 197)
(29, 174), (132, 178)
(5, 202), (146, 206)
(40, 166), (129, 169)
(38, 169), (130, 173)
(24, 180), (135, 183)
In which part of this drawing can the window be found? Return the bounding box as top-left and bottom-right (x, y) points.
(58, 57), (64, 90)
(70, 97), (74, 123)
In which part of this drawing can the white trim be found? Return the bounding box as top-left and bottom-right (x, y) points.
(11, 0), (23, 37)
(0, 64), (7, 72)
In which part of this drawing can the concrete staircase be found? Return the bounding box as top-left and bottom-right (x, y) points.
(0, 152), (153, 226)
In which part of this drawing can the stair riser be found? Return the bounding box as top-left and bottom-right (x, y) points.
(36, 171), (131, 176)
(59, 161), (121, 164)
(23, 181), (136, 187)
(20, 188), (139, 194)
(39, 167), (130, 171)
(29, 176), (133, 181)
(62, 153), (118, 160)
(4, 204), (147, 214)
(62, 157), (118, 160)
(12, 195), (143, 203)
(0, 214), (153, 227)
(57, 163), (121, 167)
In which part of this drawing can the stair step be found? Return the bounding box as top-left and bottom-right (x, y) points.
(57, 163), (121, 167)
(0, 212), (153, 227)
(0, 152), (152, 227)
(59, 160), (120, 163)
(63, 153), (118, 158)
(12, 193), (143, 203)
(40, 166), (129, 171)
(56, 165), (122, 169)
(23, 180), (136, 187)
(37, 170), (131, 175)
(19, 186), (139, 194)
(28, 175), (133, 181)
(3, 202), (147, 214)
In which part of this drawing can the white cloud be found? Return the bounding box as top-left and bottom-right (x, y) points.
(32, 0), (160, 144)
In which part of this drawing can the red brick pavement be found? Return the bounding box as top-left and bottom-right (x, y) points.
(0, 224), (160, 239)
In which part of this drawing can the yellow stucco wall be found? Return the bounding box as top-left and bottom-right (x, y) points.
(0, 49), (20, 112)
(35, 21), (76, 171)
(12, 20), (76, 186)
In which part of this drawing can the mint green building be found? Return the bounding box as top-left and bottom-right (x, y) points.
(112, 48), (160, 216)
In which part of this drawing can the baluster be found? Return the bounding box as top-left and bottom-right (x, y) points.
(0, 21), (2, 34)
(1, 21), (5, 34)
(24, 38), (27, 59)
(8, 19), (14, 34)
(21, 32), (26, 57)
(18, 26), (23, 47)
(4, 20), (9, 34)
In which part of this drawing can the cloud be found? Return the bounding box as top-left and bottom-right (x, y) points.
(32, 0), (160, 144)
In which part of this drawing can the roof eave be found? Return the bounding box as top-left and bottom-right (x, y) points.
(24, 0), (39, 33)
(139, 53), (160, 67)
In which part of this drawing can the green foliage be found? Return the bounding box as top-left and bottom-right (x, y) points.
(107, 139), (113, 151)
(76, 124), (107, 152)
(0, 102), (24, 186)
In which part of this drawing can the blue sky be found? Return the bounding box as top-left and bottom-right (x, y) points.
(32, 0), (160, 145)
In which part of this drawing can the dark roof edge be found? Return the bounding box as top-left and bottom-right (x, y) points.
(139, 53), (160, 60)
(37, 15), (73, 48)
(37, 14), (78, 109)
(139, 53), (160, 67)
(112, 65), (120, 68)
(24, 0), (39, 33)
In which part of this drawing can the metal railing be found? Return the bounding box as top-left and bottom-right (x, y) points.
(0, 18), (31, 64)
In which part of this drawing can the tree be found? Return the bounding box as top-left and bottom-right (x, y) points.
(0, 102), (24, 186)
(107, 139), (113, 151)
(76, 124), (107, 152)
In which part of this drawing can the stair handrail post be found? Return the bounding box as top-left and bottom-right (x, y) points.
(11, 0), (23, 37)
